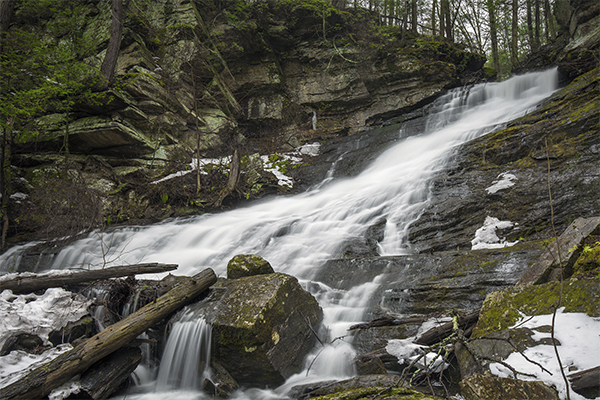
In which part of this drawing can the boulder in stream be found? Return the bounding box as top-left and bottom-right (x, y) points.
(189, 272), (323, 387)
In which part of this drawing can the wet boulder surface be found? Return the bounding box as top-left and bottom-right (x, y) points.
(187, 272), (323, 387)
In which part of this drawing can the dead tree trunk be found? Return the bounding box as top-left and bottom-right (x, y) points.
(414, 310), (479, 345)
(78, 346), (142, 399)
(0, 263), (178, 294)
(0, 268), (217, 400)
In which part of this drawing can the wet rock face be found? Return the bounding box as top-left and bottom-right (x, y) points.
(407, 68), (600, 253)
(189, 273), (323, 387)
(314, 243), (544, 319)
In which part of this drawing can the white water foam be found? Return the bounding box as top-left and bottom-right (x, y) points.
(0, 69), (560, 398)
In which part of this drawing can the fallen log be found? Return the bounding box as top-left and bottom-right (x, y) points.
(78, 346), (142, 399)
(569, 365), (600, 395)
(0, 263), (178, 294)
(348, 315), (425, 331)
(0, 268), (217, 400)
(414, 310), (479, 346)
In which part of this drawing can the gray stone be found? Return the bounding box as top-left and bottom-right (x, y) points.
(517, 216), (600, 286)
(189, 273), (323, 387)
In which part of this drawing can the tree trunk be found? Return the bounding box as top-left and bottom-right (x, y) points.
(568, 365), (600, 394)
(431, 0), (437, 36)
(511, 0), (519, 67)
(0, 263), (179, 294)
(0, 268), (217, 400)
(411, 0), (418, 32)
(534, 0), (541, 49)
(214, 148), (241, 207)
(414, 310), (479, 346)
(488, 0), (500, 74)
(99, 0), (123, 89)
(0, 0), (15, 35)
(78, 346), (142, 399)
(439, 0), (446, 37)
(544, 0), (555, 40)
(0, 118), (13, 250)
(527, 0), (536, 52)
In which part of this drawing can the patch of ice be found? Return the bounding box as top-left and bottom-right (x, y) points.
(489, 308), (600, 400)
(0, 288), (92, 349)
(486, 172), (517, 194)
(0, 344), (72, 388)
(471, 216), (519, 250)
(48, 378), (82, 400)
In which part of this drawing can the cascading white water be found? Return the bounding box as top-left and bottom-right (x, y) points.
(0, 69), (559, 398)
(155, 309), (212, 391)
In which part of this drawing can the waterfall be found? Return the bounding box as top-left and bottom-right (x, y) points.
(0, 69), (559, 397)
(155, 309), (212, 391)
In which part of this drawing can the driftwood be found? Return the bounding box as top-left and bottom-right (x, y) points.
(78, 346), (142, 399)
(569, 365), (600, 394)
(0, 263), (178, 294)
(349, 315), (426, 331)
(0, 268), (217, 400)
(414, 310), (480, 346)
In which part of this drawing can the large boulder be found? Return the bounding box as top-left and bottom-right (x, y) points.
(189, 272), (323, 387)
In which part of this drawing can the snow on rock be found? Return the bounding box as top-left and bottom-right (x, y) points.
(489, 308), (600, 400)
(471, 216), (519, 250)
(0, 288), (92, 349)
(386, 316), (452, 370)
(150, 142), (321, 187)
(486, 172), (517, 194)
(151, 157), (229, 184)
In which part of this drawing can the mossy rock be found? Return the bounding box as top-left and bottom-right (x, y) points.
(227, 254), (274, 279)
(189, 272), (322, 387)
(460, 374), (559, 400)
(572, 236), (600, 278)
(472, 278), (600, 338)
(310, 386), (433, 400)
(306, 375), (434, 399)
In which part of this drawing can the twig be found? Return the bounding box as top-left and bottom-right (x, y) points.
(546, 137), (570, 400)
(300, 311), (324, 346)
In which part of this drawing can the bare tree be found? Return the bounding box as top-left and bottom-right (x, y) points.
(99, 0), (123, 89)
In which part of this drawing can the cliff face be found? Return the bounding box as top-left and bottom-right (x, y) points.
(6, 0), (486, 243)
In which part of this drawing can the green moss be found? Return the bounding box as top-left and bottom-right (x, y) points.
(473, 278), (600, 338)
(310, 386), (434, 399)
(572, 239), (600, 277)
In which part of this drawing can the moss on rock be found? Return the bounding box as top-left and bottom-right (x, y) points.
(227, 254), (275, 279)
(473, 277), (600, 338)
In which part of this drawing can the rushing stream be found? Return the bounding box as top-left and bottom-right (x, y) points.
(0, 69), (559, 399)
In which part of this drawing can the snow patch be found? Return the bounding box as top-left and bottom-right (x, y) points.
(151, 157), (229, 184)
(150, 142), (321, 188)
(471, 216), (519, 250)
(386, 316), (452, 371)
(0, 288), (92, 349)
(489, 308), (600, 400)
(0, 344), (72, 388)
(48, 378), (82, 400)
(486, 172), (517, 194)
